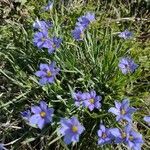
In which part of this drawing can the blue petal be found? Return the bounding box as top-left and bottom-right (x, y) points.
(29, 114), (41, 125)
(95, 101), (101, 109)
(40, 101), (48, 111)
(124, 124), (131, 133)
(45, 108), (54, 123)
(35, 71), (46, 77)
(127, 141), (134, 149)
(39, 77), (48, 85)
(116, 115), (122, 122)
(109, 128), (121, 137)
(97, 130), (102, 137)
(121, 68), (128, 74)
(47, 77), (55, 83)
(48, 47), (55, 54)
(90, 90), (96, 97)
(123, 114), (132, 122)
(144, 116), (150, 123)
(100, 125), (106, 132)
(114, 101), (121, 109)
(64, 134), (72, 145)
(85, 12), (95, 22)
(132, 144), (142, 150)
(21, 110), (31, 120)
(40, 64), (49, 71)
(77, 124), (85, 134)
(89, 104), (94, 111)
(49, 61), (56, 68)
(127, 107), (136, 113)
(60, 118), (71, 128)
(31, 106), (41, 113)
(122, 99), (129, 110)
(71, 116), (78, 125)
(108, 107), (119, 115)
(96, 95), (102, 101)
(37, 41), (44, 48)
(71, 134), (79, 143)
(0, 144), (7, 150)
(98, 138), (104, 145)
(37, 118), (45, 129)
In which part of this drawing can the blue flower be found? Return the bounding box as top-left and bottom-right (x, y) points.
(60, 116), (85, 144)
(48, 37), (62, 53)
(118, 29), (133, 39)
(72, 91), (86, 106)
(21, 109), (37, 127)
(72, 26), (84, 40)
(109, 127), (123, 144)
(44, 1), (53, 11)
(108, 99), (136, 122)
(29, 101), (54, 129)
(118, 57), (138, 75)
(35, 62), (60, 85)
(85, 12), (95, 22)
(72, 12), (95, 40)
(110, 125), (143, 150)
(0, 143), (7, 150)
(126, 128), (143, 150)
(21, 109), (31, 121)
(76, 12), (95, 28)
(83, 90), (102, 111)
(33, 19), (52, 31)
(143, 116), (150, 126)
(97, 125), (112, 145)
(33, 31), (52, 49)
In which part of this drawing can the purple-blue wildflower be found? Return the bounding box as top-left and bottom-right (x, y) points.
(118, 57), (138, 75)
(44, 1), (53, 11)
(97, 125), (112, 145)
(118, 29), (133, 39)
(72, 26), (84, 41)
(21, 109), (31, 121)
(72, 91), (86, 106)
(72, 12), (95, 40)
(83, 90), (101, 111)
(33, 31), (51, 49)
(110, 125), (143, 150)
(108, 99), (136, 123)
(21, 109), (37, 128)
(85, 12), (95, 22)
(35, 62), (60, 85)
(29, 101), (54, 129)
(48, 37), (62, 53)
(60, 116), (85, 144)
(109, 127), (123, 144)
(143, 116), (150, 126)
(33, 19), (52, 31)
(126, 128), (143, 150)
(76, 12), (95, 28)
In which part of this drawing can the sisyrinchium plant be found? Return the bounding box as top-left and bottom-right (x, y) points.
(0, 0), (149, 150)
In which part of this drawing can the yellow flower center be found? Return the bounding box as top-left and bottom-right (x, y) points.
(80, 33), (84, 39)
(53, 44), (56, 48)
(40, 111), (46, 118)
(121, 109), (126, 115)
(129, 136), (134, 141)
(41, 37), (46, 42)
(102, 133), (107, 138)
(47, 71), (52, 77)
(89, 98), (94, 104)
(72, 126), (78, 132)
(121, 132), (126, 138)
